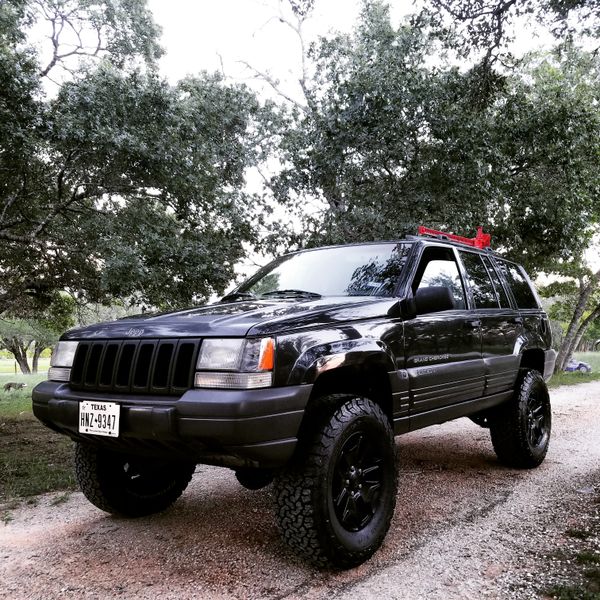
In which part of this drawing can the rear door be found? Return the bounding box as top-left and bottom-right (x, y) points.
(403, 245), (485, 415)
(458, 251), (521, 396)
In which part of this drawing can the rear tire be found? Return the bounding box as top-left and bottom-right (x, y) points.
(74, 443), (195, 517)
(273, 395), (397, 569)
(489, 370), (551, 469)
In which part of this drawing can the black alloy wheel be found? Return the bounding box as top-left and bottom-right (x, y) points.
(331, 431), (384, 532)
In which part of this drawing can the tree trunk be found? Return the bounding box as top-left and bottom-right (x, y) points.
(554, 271), (600, 372)
(1, 337), (32, 374)
(563, 303), (600, 366)
(32, 343), (46, 374)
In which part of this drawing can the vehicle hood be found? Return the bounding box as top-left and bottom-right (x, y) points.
(62, 297), (399, 340)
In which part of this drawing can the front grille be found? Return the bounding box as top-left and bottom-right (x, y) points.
(70, 339), (201, 396)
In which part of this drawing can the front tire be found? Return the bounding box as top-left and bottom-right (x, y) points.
(273, 395), (397, 569)
(74, 443), (195, 517)
(489, 370), (551, 469)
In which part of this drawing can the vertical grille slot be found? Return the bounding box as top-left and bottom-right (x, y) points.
(152, 343), (174, 389)
(172, 341), (198, 391)
(99, 344), (119, 387)
(116, 343), (137, 388)
(84, 344), (104, 387)
(133, 343), (156, 390)
(70, 343), (89, 385)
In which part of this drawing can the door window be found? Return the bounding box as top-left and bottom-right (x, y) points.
(413, 247), (466, 309)
(459, 251), (499, 309)
(496, 260), (539, 309)
(482, 256), (511, 308)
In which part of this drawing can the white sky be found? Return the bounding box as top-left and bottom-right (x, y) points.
(146, 0), (554, 93)
(147, 0), (411, 99)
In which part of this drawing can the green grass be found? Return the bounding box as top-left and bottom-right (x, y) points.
(0, 373), (76, 503)
(0, 373), (47, 417)
(548, 352), (600, 389)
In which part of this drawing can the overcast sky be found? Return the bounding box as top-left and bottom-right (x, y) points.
(146, 0), (412, 100)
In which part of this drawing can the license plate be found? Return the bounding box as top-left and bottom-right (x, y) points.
(79, 401), (120, 437)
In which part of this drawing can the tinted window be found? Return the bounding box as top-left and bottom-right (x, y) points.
(496, 260), (539, 309)
(482, 256), (511, 308)
(240, 243), (411, 297)
(414, 247), (466, 309)
(459, 251), (499, 309)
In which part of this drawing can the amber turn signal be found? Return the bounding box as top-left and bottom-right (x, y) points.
(258, 338), (275, 371)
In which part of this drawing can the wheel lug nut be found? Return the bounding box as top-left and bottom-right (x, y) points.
(345, 479), (350, 485)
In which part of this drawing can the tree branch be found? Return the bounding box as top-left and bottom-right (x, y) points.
(238, 60), (307, 111)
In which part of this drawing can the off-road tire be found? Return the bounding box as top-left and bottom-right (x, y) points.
(273, 395), (397, 569)
(489, 370), (551, 469)
(74, 443), (195, 517)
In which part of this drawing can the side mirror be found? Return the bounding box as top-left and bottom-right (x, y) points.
(415, 286), (456, 315)
(387, 295), (417, 320)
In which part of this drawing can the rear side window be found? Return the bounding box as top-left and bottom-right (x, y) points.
(482, 256), (511, 308)
(496, 260), (539, 309)
(459, 251), (499, 309)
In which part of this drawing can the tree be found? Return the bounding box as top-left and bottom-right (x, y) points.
(0, 293), (76, 373)
(262, 1), (599, 374)
(542, 256), (600, 371)
(425, 0), (600, 69)
(268, 3), (599, 272)
(268, 2), (500, 249)
(1, 0), (271, 315)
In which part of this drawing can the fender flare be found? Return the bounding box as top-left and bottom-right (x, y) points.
(288, 338), (397, 386)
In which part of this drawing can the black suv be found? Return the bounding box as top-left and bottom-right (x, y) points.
(33, 231), (556, 568)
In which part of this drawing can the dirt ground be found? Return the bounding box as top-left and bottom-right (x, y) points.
(1, 381), (599, 600)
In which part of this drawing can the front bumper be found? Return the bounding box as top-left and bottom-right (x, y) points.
(32, 381), (312, 468)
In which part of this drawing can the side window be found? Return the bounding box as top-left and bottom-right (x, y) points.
(459, 251), (499, 309)
(482, 256), (511, 308)
(413, 247), (466, 309)
(496, 260), (539, 309)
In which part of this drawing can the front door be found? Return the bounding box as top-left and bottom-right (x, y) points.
(402, 245), (485, 418)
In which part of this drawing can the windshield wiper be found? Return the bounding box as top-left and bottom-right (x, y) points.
(260, 289), (322, 299)
(220, 291), (256, 302)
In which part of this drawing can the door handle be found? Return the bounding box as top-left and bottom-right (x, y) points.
(512, 317), (523, 325)
(465, 320), (481, 328)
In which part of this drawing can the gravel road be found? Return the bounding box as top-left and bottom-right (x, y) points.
(2, 381), (599, 600)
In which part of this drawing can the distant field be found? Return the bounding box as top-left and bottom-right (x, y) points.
(0, 358), (50, 375)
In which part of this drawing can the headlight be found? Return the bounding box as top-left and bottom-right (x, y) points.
(49, 341), (78, 382)
(195, 337), (275, 389)
(196, 339), (245, 371)
(50, 341), (78, 367)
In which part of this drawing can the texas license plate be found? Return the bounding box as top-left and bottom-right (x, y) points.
(78, 401), (120, 437)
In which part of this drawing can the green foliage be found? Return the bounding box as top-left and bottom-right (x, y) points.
(0, 0), (271, 314)
(425, 0), (600, 68)
(271, 4), (600, 275)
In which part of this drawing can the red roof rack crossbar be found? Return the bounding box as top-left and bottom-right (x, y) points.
(417, 226), (491, 249)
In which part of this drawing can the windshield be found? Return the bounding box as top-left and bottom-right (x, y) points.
(238, 243), (411, 298)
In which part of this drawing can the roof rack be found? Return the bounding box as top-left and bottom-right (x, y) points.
(417, 226), (491, 249)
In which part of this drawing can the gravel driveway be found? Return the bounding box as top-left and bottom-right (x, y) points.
(2, 381), (599, 600)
